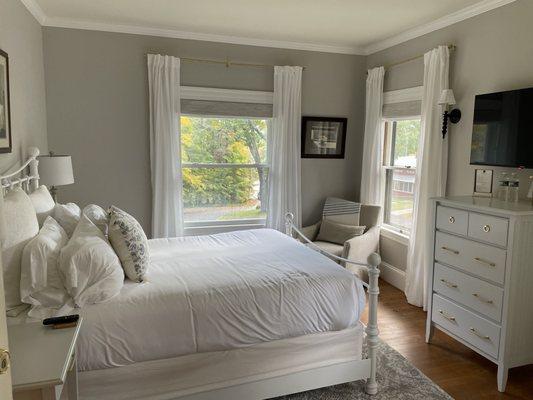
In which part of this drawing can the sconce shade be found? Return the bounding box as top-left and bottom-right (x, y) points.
(438, 89), (456, 106)
(38, 154), (74, 187)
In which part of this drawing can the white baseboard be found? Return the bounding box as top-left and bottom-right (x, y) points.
(379, 261), (406, 292)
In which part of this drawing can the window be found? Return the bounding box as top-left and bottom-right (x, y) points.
(383, 118), (421, 235)
(180, 116), (269, 227)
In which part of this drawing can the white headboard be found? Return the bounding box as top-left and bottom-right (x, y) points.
(0, 147), (40, 197)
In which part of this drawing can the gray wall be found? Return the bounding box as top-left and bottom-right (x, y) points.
(43, 28), (366, 235)
(368, 0), (533, 271)
(0, 0), (47, 172)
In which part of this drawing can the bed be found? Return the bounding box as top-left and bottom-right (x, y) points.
(1, 148), (381, 400)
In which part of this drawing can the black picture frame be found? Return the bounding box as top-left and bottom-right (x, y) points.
(0, 48), (12, 154)
(301, 116), (347, 159)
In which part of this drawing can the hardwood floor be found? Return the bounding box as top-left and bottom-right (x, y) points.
(361, 280), (533, 400)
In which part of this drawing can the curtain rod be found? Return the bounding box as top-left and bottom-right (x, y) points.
(145, 53), (306, 70)
(369, 44), (456, 73)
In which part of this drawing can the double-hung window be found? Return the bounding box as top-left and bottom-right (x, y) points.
(179, 87), (273, 234)
(382, 118), (421, 235)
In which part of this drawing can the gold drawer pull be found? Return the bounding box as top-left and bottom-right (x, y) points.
(469, 327), (490, 340)
(440, 278), (458, 288)
(473, 257), (496, 267)
(441, 246), (460, 255)
(483, 224), (491, 233)
(472, 293), (494, 304)
(438, 310), (456, 322)
(449, 216), (455, 224)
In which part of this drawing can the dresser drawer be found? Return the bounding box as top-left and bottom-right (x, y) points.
(432, 294), (501, 358)
(468, 212), (509, 247)
(436, 206), (468, 236)
(433, 263), (504, 322)
(435, 231), (506, 285)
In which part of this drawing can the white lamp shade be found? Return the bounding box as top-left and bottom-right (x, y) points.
(438, 89), (456, 106)
(38, 154), (74, 187)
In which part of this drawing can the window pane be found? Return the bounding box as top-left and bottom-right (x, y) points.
(392, 119), (420, 167)
(181, 116), (267, 164)
(385, 168), (415, 231)
(183, 166), (268, 222)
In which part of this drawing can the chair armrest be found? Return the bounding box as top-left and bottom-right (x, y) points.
(342, 226), (381, 282)
(299, 221), (321, 242)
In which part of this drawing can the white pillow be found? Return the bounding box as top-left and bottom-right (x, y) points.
(82, 204), (109, 236)
(108, 206), (149, 282)
(53, 202), (81, 237)
(29, 186), (56, 227)
(20, 216), (70, 318)
(1, 188), (39, 311)
(59, 214), (124, 307)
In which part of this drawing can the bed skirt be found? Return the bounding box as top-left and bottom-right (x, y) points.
(78, 323), (364, 400)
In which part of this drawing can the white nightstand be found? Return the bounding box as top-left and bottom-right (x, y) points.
(8, 318), (82, 400)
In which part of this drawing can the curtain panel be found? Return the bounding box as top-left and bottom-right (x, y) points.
(405, 46), (450, 308)
(147, 54), (184, 238)
(267, 66), (303, 231)
(360, 67), (385, 212)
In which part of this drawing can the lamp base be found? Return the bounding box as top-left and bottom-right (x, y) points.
(49, 186), (58, 203)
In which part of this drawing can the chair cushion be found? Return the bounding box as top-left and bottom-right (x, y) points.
(316, 219), (366, 245)
(311, 241), (344, 257)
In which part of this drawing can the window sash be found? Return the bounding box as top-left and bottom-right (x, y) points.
(182, 163), (268, 169)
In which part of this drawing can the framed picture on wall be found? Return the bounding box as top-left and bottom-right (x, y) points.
(301, 116), (347, 158)
(0, 49), (12, 153)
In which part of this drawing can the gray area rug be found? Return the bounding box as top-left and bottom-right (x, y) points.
(273, 339), (453, 400)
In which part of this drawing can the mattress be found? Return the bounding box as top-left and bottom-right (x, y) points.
(78, 324), (365, 400)
(74, 228), (365, 370)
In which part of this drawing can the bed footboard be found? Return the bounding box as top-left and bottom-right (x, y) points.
(285, 212), (381, 395)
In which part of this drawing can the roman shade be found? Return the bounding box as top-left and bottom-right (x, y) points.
(181, 100), (272, 118)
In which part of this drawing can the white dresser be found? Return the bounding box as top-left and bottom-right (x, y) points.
(426, 196), (533, 392)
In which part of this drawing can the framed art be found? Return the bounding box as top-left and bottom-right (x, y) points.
(301, 116), (347, 158)
(0, 49), (12, 153)
(473, 168), (493, 197)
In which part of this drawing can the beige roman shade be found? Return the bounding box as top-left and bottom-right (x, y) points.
(382, 86), (423, 118)
(181, 99), (272, 118)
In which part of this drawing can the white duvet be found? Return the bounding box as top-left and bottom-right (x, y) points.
(77, 229), (366, 371)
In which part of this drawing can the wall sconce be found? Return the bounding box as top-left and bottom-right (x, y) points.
(438, 89), (461, 139)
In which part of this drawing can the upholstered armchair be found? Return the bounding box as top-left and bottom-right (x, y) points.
(301, 198), (381, 282)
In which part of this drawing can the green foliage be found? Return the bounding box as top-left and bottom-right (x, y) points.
(181, 117), (267, 207)
(394, 119), (420, 160)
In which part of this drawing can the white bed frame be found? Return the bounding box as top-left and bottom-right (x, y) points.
(1, 148), (382, 399)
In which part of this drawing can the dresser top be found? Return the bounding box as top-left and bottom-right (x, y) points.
(433, 196), (533, 216)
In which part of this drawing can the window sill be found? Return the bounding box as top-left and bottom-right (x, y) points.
(184, 219), (266, 236)
(380, 225), (410, 246)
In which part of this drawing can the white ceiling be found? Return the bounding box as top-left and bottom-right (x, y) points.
(24, 0), (516, 54)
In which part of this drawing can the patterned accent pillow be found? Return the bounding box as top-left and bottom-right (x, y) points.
(107, 206), (149, 282)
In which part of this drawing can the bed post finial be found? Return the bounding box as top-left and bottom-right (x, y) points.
(28, 147), (40, 191)
(365, 252), (381, 395)
(285, 212), (294, 237)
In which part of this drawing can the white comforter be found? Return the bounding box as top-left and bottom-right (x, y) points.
(77, 229), (365, 371)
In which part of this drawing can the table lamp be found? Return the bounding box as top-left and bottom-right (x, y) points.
(38, 151), (74, 202)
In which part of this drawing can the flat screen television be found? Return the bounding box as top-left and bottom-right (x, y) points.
(470, 87), (533, 168)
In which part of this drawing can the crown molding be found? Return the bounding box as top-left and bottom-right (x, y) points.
(19, 0), (46, 25)
(363, 0), (518, 54)
(21, 0), (517, 56)
(42, 17), (365, 55)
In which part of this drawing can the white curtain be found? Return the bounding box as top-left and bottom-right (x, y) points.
(360, 67), (385, 210)
(405, 46), (450, 308)
(267, 66), (303, 231)
(147, 54), (183, 238)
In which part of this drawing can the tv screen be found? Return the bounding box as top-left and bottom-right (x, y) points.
(470, 87), (533, 168)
